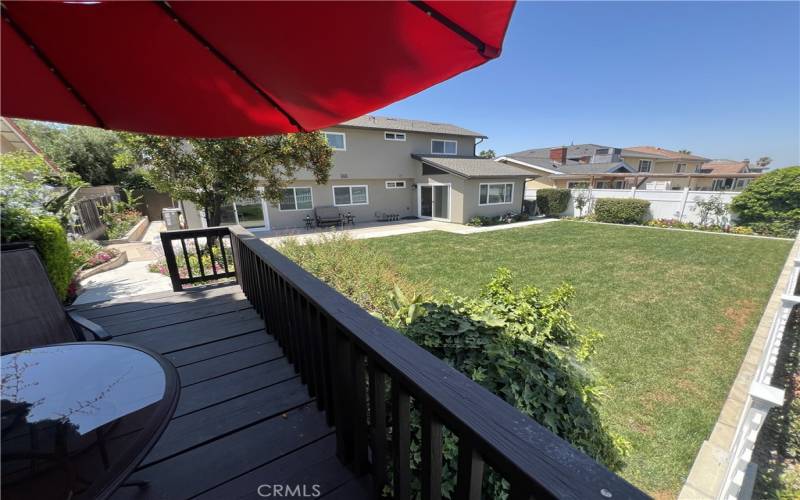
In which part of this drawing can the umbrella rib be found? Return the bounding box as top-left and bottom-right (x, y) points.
(408, 0), (500, 59)
(155, 1), (304, 132)
(1, 6), (106, 128)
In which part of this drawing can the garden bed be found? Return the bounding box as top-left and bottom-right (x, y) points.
(103, 215), (149, 244)
(563, 218), (794, 240)
(76, 250), (127, 280)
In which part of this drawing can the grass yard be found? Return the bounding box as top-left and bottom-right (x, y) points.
(361, 221), (793, 497)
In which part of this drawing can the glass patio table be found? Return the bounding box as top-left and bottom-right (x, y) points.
(1, 342), (179, 500)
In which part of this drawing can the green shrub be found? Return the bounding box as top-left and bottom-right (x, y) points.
(69, 238), (103, 270)
(1, 209), (73, 300)
(536, 188), (571, 216)
(385, 269), (626, 497)
(748, 221), (800, 239)
(594, 198), (650, 224)
(731, 167), (800, 233)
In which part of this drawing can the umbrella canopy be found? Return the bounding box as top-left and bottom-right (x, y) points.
(1, 1), (514, 137)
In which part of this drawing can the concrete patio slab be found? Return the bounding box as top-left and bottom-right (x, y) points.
(257, 217), (557, 246)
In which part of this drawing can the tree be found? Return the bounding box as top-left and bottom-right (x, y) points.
(16, 120), (127, 185)
(121, 134), (333, 226)
(756, 156), (772, 169)
(730, 166), (800, 224)
(478, 149), (496, 159)
(678, 149), (692, 155)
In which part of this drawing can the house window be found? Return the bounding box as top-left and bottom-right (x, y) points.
(385, 180), (406, 189)
(479, 183), (513, 205)
(676, 163), (687, 173)
(638, 160), (652, 172)
(567, 181), (590, 189)
(431, 139), (457, 155)
(595, 148), (609, 155)
(333, 185), (368, 206)
(279, 187), (313, 211)
(613, 180), (625, 189)
(324, 132), (346, 151)
(384, 132), (406, 141)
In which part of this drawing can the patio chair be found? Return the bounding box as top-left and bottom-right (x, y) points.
(1, 246), (111, 354)
(314, 206), (342, 227)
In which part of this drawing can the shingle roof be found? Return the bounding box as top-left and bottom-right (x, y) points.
(624, 146), (709, 161)
(697, 160), (749, 174)
(504, 144), (610, 161)
(339, 115), (486, 138)
(555, 162), (635, 174)
(413, 155), (532, 178)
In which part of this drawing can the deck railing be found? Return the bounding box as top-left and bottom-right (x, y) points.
(160, 227), (237, 291)
(167, 225), (646, 499)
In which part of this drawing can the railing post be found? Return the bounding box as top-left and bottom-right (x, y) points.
(160, 233), (183, 292)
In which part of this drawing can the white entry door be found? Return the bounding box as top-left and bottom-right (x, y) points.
(418, 184), (451, 221)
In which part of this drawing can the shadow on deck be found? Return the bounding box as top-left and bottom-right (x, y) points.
(70, 285), (369, 500)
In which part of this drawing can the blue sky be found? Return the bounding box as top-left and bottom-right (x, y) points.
(377, 1), (800, 168)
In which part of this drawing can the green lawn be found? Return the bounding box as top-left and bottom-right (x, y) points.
(361, 221), (792, 497)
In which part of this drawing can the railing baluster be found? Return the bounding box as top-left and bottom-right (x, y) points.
(310, 306), (327, 412)
(296, 293), (314, 392)
(207, 234), (218, 276)
(335, 331), (354, 463)
(193, 237), (205, 278)
(351, 346), (369, 474)
(281, 279), (298, 367)
(161, 236), (182, 292)
(369, 362), (388, 497)
(219, 234), (229, 273)
(180, 237), (193, 281)
(422, 406), (443, 500)
(392, 382), (412, 500)
(455, 438), (484, 500)
(322, 314), (338, 427)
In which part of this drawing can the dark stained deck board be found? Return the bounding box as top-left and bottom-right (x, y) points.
(79, 286), (367, 500)
(164, 330), (271, 367)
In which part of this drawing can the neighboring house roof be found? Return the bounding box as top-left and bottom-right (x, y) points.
(555, 161), (635, 174)
(339, 115), (486, 138)
(498, 152), (634, 176)
(413, 155), (532, 178)
(504, 144), (610, 162)
(623, 146), (709, 161)
(0, 117), (60, 172)
(697, 159), (749, 174)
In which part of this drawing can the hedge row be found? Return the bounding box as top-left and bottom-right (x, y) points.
(537, 188), (571, 216)
(593, 198), (650, 224)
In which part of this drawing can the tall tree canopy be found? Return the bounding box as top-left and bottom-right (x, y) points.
(16, 120), (126, 185)
(479, 149), (496, 159)
(120, 134), (333, 226)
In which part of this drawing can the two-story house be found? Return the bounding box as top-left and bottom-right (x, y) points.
(182, 115), (532, 230)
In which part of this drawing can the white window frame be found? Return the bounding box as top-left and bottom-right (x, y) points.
(278, 186), (314, 212)
(384, 131), (406, 141)
(638, 159), (652, 172)
(478, 182), (514, 206)
(323, 131), (346, 151)
(385, 180), (407, 189)
(676, 163), (687, 173)
(431, 139), (458, 155)
(332, 185), (369, 206)
(567, 181), (590, 189)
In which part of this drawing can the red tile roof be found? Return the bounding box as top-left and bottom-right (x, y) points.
(698, 160), (749, 174)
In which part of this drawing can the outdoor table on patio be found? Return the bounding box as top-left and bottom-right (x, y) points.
(1, 342), (179, 500)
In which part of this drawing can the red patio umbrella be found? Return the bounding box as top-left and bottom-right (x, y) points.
(1, 1), (514, 137)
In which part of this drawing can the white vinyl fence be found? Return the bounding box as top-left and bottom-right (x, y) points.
(547, 188), (739, 225)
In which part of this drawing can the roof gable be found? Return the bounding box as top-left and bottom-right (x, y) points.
(339, 115), (485, 138)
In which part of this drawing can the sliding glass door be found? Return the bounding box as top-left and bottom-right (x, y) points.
(418, 184), (450, 221)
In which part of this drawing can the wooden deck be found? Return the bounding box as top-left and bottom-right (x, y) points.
(71, 285), (369, 500)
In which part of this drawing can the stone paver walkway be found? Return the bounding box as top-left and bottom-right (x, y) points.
(74, 221), (171, 305)
(259, 217), (556, 246)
